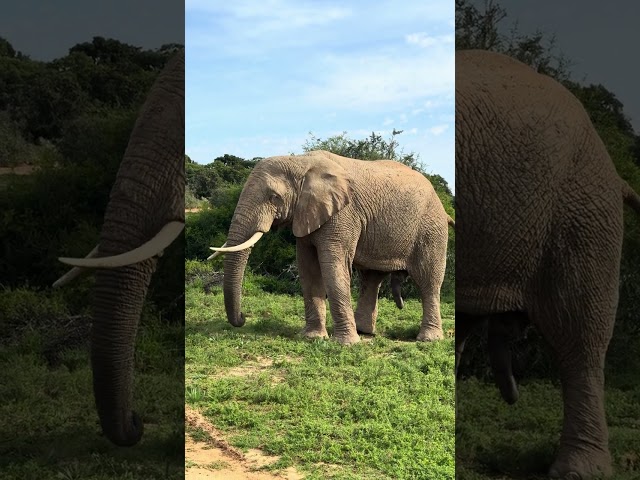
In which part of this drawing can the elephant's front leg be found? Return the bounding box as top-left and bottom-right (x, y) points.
(355, 269), (387, 335)
(296, 241), (328, 338)
(317, 249), (359, 345)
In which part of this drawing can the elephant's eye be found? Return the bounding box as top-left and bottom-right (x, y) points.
(270, 193), (281, 203)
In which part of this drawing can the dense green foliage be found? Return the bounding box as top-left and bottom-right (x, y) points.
(0, 37), (183, 317)
(186, 262), (455, 479)
(185, 130), (456, 303)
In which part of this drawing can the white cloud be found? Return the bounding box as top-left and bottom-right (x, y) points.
(187, 0), (352, 54)
(304, 52), (454, 110)
(382, 117), (394, 126)
(405, 32), (454, 48)
(187, 0), (351, 26)
(428, 124), (449, 136)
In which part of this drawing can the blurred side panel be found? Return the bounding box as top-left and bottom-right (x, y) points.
(456, 1), (640, 478)
(0, 2), (185, 479)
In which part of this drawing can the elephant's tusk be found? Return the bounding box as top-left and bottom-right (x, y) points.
(209, 232), (264, 253)
(207, 243), (226, 260)
(52, 245), (100, 287)
(58, 221), (184, 268)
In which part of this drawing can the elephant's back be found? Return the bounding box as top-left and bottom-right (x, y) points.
(455, 50), (623, 314)
(455, 50), (574, 311)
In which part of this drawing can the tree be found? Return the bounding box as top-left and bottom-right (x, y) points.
(303, 129), (422, 171)
(455, 0), (571, 81)
(0, 37), (16, 58)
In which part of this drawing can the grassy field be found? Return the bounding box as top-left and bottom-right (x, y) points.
(456, 370), (640, 478)
(185, 265), (455, 479)
(0, 287), (185, 480)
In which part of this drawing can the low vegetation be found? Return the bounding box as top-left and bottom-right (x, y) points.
(0, 288), (184, 480)
(186, 262), (455, 479)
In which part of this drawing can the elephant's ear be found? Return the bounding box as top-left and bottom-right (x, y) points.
(293, 163), (352, 237)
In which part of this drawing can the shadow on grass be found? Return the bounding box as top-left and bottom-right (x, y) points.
(0, 422), (184, 477)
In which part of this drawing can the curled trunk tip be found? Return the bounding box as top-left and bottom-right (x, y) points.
(99, 409), (144, 446)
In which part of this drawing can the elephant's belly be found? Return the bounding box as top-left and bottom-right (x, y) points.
(456, 283), (525, 315)
(352, 230), (416, 271)
(352, 256), (407, 272)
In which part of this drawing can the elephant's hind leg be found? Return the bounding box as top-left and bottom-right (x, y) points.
(416, 285), (444, 341)
(411, 259), (446, 342)
(354, 269), (387, 334)
(296, 241), (328, 339)
(535, 287), (615, 477)
(411, 233), (447, 342)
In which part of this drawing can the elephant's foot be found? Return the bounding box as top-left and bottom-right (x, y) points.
(416, 326), (444, 342)
(549, 446), (612, 479)
(333, 325), (360, 345)
(355, 317), (375, 335)
(303, 326), (328, 339)
(333, 332), (360, 345)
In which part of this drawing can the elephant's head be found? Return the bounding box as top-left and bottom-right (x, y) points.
(210, 151), (352, 327)
(53, 50), (185, 446)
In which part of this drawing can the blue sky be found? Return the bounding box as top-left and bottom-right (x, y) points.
(186, 0), (455, 191)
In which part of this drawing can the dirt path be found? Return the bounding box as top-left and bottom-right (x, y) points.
(0, 165), (37, 175)
(185, 405), (304, 480)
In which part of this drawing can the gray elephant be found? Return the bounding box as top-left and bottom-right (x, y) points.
(210, 151), (454, 344)
(456, 49), (640, 478)
(53, 50), (185, 446)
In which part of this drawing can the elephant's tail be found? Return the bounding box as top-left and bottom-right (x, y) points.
(447, 216), (455, 228)
(622, 181), (640, 214)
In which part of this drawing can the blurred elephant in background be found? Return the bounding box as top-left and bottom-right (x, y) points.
(210, 151), (454, 344)
(53, 50), (185, 447)
(456, 49), (640, 478)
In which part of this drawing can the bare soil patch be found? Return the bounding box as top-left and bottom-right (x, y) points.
(185, 405), (304, 480)
(0, 165), (37, 175)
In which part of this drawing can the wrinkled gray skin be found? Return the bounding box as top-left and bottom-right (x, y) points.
(222, 151), (452, 344)
(456, 49), (640, 478)
(89, 51), (184, 446)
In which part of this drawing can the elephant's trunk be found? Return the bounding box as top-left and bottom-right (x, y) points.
(222, 202), (268, 327)
(223, 249), (251, 327)
(91, 260), (156, 446)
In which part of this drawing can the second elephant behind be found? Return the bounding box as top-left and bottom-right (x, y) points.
(211, 150), (453, 344)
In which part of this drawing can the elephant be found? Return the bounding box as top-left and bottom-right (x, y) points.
(52, 50), (185, 446)
(210, 150), (454, 344)
(456, 49), (640, 478)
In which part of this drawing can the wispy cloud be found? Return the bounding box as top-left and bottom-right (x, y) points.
(304, 52), (454, 110)
(405, 32), (454, 48)
(428, 124), (449, 136)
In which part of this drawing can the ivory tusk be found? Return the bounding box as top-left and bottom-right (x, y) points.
(207, 243), (226, 260)
(58, 221), (184, 268)
(52, 245), (99, 288)
(208, 232), (264, 253)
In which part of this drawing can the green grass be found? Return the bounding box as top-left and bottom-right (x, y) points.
(456, 376), (640, 479)
(0, 288), (184, 480)
(186, 268), (456, 479)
